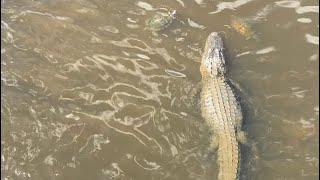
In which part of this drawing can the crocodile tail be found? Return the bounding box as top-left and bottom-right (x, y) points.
(217, 135), (240, 180)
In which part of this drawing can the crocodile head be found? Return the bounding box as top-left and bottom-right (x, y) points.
(200, 32), (226, 78)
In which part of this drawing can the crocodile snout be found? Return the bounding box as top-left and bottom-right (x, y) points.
(206, 32), (223, 50)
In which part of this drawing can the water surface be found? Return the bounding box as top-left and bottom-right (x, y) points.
(1, 0), (319, 179)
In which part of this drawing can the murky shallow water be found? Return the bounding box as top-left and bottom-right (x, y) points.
(1, 0), (319, 179)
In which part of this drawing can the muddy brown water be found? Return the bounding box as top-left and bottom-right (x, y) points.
(1, 0), (319, 179)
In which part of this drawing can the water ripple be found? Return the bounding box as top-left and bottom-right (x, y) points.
(136, 1), (154, 11)
(297, 18), (312, 23)
(1, 0), (318, 179)
(296, 6), (319, 14)
(209, 0), (254, 14)
(275, 1), (319, 14)
(305, 33), (319, 45)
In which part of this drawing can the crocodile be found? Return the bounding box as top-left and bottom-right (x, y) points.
(200, 32), (248, 180)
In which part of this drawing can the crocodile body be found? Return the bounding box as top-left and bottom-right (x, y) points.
(200, 32), (247, 180)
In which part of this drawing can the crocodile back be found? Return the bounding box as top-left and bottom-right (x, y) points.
(201, 76), (242, 180)
(201, 77), (242, 131)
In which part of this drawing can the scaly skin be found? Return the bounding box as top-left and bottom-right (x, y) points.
(200, 32), (247, 180)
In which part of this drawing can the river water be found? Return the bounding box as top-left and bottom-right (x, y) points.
(1, 0), (319, 179)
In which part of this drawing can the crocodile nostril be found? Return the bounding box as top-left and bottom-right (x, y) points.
(211, 32), (218, 36)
